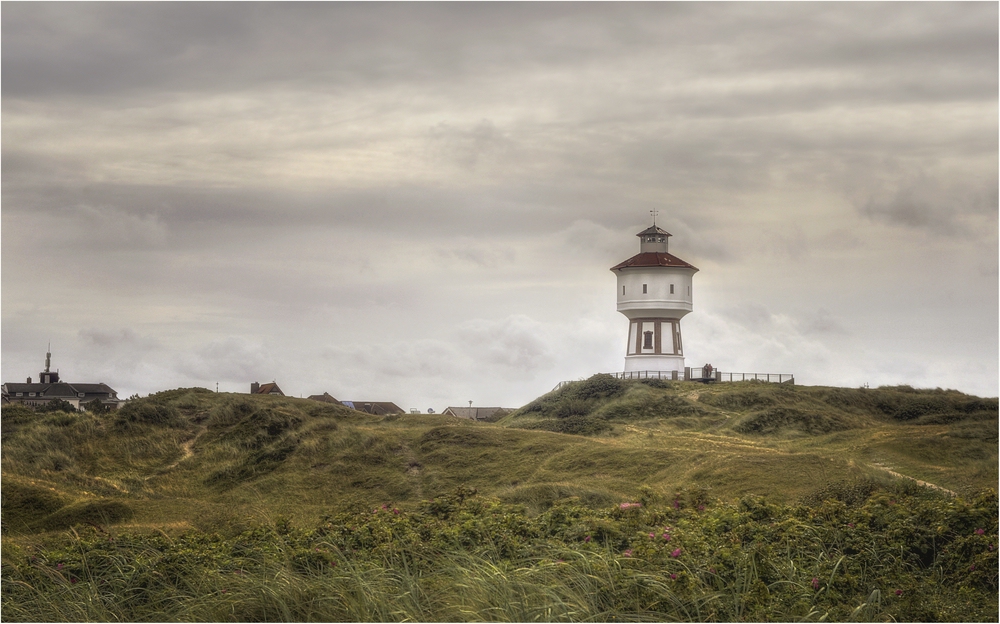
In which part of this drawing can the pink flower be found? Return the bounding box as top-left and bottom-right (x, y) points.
(895, 589), (903, 596)
(811, 577), (819, 590)
(847, 523), (855, 528)
(649, 532), (655, 539)
(670, 548), (682, 558)
(221, 589), (228, 594)
(709, 568), (716, 574)
(673, 500), (680, 509)
(662, 533), (671, 542)
(669, 573), (677, 580)
(70, 577), (78, 584)
(619, 502), (641, 510)
(584, 535), (591, 543)
(697, 504), (705, 512)
(975, 528), (985, 535)
(623, 549), (633, 557)
(393, 508), (400, 515)
(970, 564), (976, 571)
(56, 563), (63, 570)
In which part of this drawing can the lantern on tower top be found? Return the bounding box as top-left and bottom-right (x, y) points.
(610, 219), (698, 374)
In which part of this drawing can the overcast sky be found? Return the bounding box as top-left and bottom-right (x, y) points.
(3, 2), (997, 409)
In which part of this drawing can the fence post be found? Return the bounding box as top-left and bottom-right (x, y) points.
(684, 367), (690, 381)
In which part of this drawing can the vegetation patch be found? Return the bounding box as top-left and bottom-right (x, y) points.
(732, 407), (856, 436)
(2, 487), (995, 622)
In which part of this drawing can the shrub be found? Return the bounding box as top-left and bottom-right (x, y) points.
(83, 399), (110, 414)
(114, 401), (184, 428)
(573, 374), (627, 401)
(37, 399), (79, 414)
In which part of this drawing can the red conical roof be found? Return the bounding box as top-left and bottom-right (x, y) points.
(610, 252), (697, 271)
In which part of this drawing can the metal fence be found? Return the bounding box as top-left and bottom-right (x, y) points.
(553, 370), (794, 391)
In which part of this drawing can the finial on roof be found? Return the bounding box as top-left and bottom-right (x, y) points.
(650, 209), (659, 227)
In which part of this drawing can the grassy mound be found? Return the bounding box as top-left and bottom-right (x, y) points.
(504, 375), (997, 438)
(2, 381), (996, 536)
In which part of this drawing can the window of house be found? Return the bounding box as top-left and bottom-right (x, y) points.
(642, 284), (647, 294)
(643, 331), (654, 350)
(29, 392), (35, 397)
(622, 285), (625, 295)
(670, 284), (674, 294)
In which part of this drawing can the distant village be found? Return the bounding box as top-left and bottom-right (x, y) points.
(1, 350), (514, 422)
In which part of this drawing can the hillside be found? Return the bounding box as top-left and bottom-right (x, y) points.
(2, 378), (996, 535)
(2, 379), (997, 621)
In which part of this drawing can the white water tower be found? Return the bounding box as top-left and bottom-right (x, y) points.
(610, 223), (698, 374)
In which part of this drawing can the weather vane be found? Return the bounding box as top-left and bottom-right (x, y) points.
(650, 209), (659, 226)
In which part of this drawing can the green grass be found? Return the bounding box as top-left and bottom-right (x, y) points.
(2, 379), (997, 621)
(2, 487), (996, 622)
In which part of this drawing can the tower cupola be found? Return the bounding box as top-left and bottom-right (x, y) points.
(637, 225), (671, 253)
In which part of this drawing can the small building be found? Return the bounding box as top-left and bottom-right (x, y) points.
(250, 382), (284, 396)
(1, 350), (121, 411)
(307, 392), (341, 404)
(442, 407), (512, 421)
(341, 401), (405, 415)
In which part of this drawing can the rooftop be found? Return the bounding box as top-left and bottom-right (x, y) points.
(610, 252), (698, 271)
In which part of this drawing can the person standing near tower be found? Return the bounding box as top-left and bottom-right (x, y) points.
(610, 217), (698, 374)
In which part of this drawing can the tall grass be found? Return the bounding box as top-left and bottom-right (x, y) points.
(3, 487), (996, 622)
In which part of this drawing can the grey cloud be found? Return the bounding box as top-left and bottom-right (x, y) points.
(175, 337), (273, 383)
(320, 340), (464, 380)
(861, 173), (999, 235)
(457, 315), (555, 377)
(79, 328), (156, 350)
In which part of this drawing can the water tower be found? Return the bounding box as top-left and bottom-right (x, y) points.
(610, 221), (698, 374)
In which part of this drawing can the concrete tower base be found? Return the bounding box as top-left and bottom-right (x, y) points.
(624, 354), (685, 373)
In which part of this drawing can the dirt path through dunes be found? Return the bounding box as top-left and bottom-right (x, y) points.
(145, 427), (207, 480)
(868, 462), (957, 497)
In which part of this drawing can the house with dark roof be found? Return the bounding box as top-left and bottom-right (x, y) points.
(1, 350), (121, 410)
(250, 382), (284, 396)
(442, 407), (513, 421)
(341, 401), (405, 415)
(307, 392), (341, 404)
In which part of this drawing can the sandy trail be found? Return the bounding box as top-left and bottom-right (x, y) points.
(145, 427), (207, 479)
(868, 462), (957, 497)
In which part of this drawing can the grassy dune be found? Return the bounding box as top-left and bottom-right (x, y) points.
(2, 379), (997, 621)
